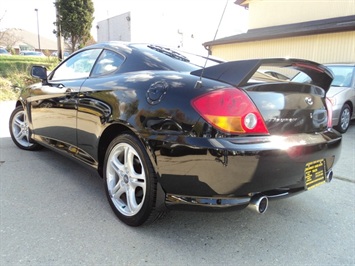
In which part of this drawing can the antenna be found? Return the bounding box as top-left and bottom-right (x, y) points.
(195, 0), (230, 89)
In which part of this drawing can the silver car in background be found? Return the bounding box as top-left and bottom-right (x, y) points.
(293, 63), (355, 133)
(326, 64), (355, 133)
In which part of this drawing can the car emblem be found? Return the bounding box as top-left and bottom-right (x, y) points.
(305, 97), (313, 106)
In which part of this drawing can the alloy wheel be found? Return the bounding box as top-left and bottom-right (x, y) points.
(9, 106), (40, 150)
(339, 107), (350, 132)
(106, 142), (146, 217)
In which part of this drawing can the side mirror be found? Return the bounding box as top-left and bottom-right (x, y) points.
(31, 66), (48, 81)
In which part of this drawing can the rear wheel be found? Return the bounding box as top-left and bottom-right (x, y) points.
(335, 104), (351, 133)
(104, 134), (163, 226)
(9, 106), (41, 150)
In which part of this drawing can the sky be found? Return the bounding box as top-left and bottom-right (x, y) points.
(0, 0), (248, 48)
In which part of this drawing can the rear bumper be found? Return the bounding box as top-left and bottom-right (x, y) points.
(148, 129), (341, 208)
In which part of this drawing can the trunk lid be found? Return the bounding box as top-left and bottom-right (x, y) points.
(191, 58), (333, 134)
(244, 83), (328, 134)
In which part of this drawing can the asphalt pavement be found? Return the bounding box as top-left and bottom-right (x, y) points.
(1, 100), (354, 265)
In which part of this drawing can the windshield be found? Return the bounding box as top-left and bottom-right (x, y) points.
(326, 66), (354, 87)
(292, 72), (311, 83)
(292, 65), (354, 87)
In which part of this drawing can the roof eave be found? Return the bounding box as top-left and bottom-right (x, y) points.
(204, 15), (355, 47)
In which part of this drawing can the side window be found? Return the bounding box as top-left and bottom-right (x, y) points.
(51, 49), (102, 81)
(91, 50), (125, 76)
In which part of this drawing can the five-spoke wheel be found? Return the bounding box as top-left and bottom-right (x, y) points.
(9, 106), (41, 150)
(104, 134), (163, 226)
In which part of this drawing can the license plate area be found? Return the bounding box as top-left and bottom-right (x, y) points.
(305, 159), (326, 190)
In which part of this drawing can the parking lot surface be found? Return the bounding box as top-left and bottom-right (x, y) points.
(1, 101), (354, 265)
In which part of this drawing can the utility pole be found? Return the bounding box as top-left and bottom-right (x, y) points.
(34, 8), (41, 50)
(55, 0), (63, 60)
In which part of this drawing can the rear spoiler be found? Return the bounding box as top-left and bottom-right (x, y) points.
(190, 58), (333, 92)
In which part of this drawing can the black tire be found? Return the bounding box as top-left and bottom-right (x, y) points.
(334, 104), (351, 133)
(9, 106), (41, 150)
(103, 134), (164, 226)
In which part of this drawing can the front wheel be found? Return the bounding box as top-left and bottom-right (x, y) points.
(335, 104), (351, 133)
(9, 106), (41, 150)
(104, 134), (164, 226)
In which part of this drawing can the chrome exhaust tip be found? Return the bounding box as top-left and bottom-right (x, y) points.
(247, 195), (268, 214)
(325, 169), (333, 183)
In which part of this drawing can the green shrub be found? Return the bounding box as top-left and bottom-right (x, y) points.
(0, 56), (59, 101)
(0, 77), (18, 101)
(0, 55), (58, 77)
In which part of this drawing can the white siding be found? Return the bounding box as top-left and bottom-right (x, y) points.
(248, 0), (355, 29)
(211, 31), (355, 64)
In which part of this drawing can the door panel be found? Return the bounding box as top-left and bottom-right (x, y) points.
(30, 79), (85, 145)
(29, 48), (102, 147)
(76, 49), (126, 160)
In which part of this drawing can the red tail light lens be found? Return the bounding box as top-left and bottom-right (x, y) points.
(191, 88), (269, 134)
(325, 97), (333, 128)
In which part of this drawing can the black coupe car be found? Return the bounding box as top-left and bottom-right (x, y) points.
(9, 42), (342, 226)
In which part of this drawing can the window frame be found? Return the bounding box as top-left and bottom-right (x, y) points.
(49, 48), (103, 81)
(90, 49), (126, 78)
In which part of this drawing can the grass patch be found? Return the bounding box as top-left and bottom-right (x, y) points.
(0, 56), (59, 101)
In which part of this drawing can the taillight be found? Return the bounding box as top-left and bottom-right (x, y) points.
(191, 88), (269, 134)
(326, 97), (333, 128)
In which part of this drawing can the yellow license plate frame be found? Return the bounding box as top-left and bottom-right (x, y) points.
(305, 159), (326, 190)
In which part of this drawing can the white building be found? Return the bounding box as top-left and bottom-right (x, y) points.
(97, 12), (131, 43)
(97, 10), (201, 52)
(96, 1), (248, 54)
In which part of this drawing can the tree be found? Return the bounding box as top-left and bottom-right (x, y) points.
(1, 11), (23, 52)
(80, 34), (97, 49)
(54, 0), (94, 53)
(0, 10), (8, 43)
(0, 30), (24, 51)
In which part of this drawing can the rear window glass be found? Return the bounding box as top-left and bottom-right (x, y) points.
(133, 44), (221, 72)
